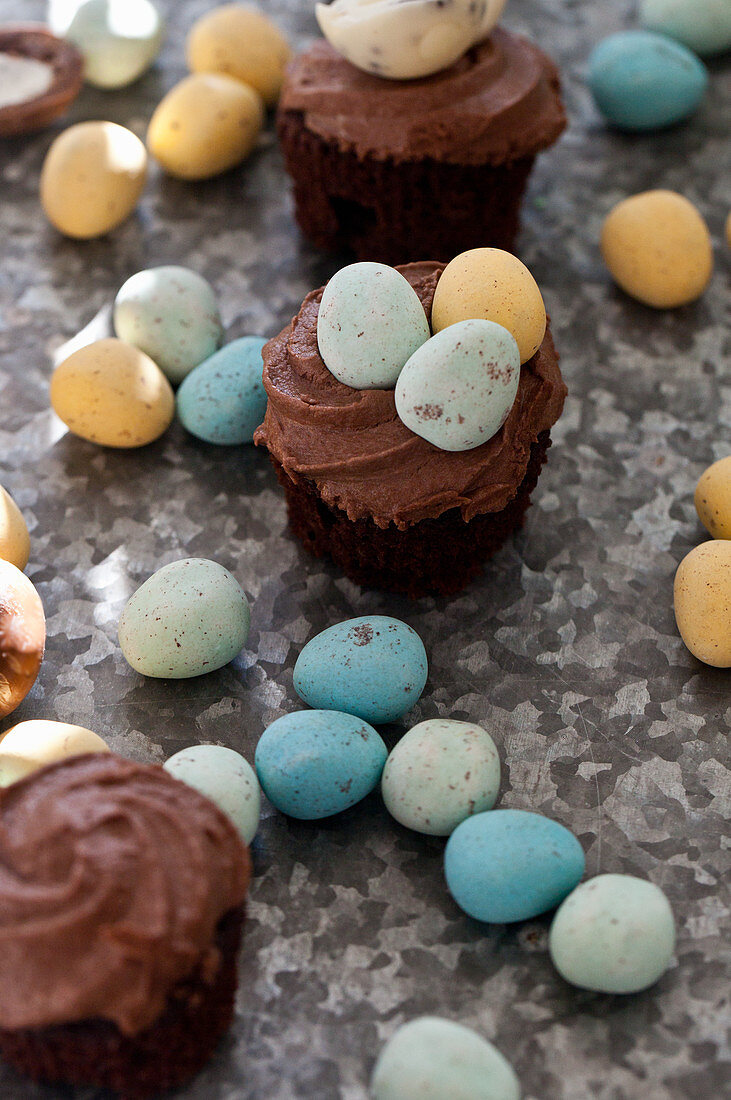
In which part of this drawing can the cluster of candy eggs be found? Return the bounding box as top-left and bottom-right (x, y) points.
(317, 248), (546, 453)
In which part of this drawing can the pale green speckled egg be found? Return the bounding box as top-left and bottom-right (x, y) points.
(164, 744), (261, 844)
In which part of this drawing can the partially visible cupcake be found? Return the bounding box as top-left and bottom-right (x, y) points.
(0, 753), (251, 1098)
(277, 0), (566, 263)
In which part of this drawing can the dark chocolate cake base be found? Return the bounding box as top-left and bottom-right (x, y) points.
(272, 431), (551, 599)
(0, 906), (244, 1100)
(278, 109), (535, 264)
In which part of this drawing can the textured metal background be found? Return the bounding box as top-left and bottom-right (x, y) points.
(0, 1), (729, 1097)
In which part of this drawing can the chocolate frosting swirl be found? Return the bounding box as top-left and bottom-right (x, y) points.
(255, 262), (567, 530)
(279, 28), (566, 165)
(0, 754), (250, 1035)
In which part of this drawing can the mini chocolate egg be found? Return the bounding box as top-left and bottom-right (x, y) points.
(673, 541), (731, 667)
(118, 558), (250, 678)
(255, 709), (387, 820)
(147, 72), (263, 181)
(601, 190), (713, 308)
(61, 0), (163, 89)
(40, 120), (147, 239)
(587, 31), (708, 131)
(431, 248), (546, 365)
(176, 337), (267, 443)
(114, 266), (224, 385)
(0, 486), (30, 571)
(50, 338), (174, 447)
(0, 719), (110, 786)
(549, 874), (676, 993)
(640, 0), (731, 57)
(164, 744), (261, 843)
(444, 809), (586, 924)
(395, 320), (520, 452)
(186, 3), (291, 107)
(695, 456), (731, 539)
(293, 615), (427, 725)
(371, 1017), (521, 1100)
(0, 561), (45, 720)
(381, 719), (501, 836)
(317, 262), (430, 389)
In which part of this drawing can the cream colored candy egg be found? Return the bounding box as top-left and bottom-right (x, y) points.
(40, 121), (147, 239)
(50, 338), (174, 448)
(147, 72), (263, 180)
(0, 486), (30, 571)
(601, 190), (712, 308)
(0, 720), (110, 787)
(695, 456), (731, 539)
(673, 541), (731, 667)
(187, 3), (291, 107)
(431, 247), (547, 365)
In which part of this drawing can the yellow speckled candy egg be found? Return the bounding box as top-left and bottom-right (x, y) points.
(50, 338), (174, 448)
(601, 190), (712, 308)
(147, 72), (263, 180)
(695, 456), (731, 539)
(40, 121), (147, 239)
(431, 248), (546, 365)
(673, 541), (731, 667)
(187, 3), (291, 107)
(0, 486), (30, 571)
(0, 720), (110, 787)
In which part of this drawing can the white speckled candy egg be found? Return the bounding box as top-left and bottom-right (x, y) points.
(114, 266), (224, 384)
(50, 338), (174, 447)
(549, 874), (676, 993)
(0, 485), (30, 571)
(186, 3), (291, 107)
(694, 455), (731, 539)
(381, 719), (501, 836)
(317, 262), (430, 388)
(395, 320), (520, 452)
(640, 0), (731, 57)
(293, 615), (427, 725)
(176, 336), (267, 443)
(0, 719), (110, 787)
(164, 744), (261, 843)
(255, 709), (387, 820)
(371, 1016), (521, 1100)
(118, 558), (250, 678)
(61, 0), (163, 89)
(673, 540), (731, 667)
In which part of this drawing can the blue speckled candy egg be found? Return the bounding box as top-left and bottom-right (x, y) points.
(445, 809), (586, 923)
(113, 266), (224, 384)
(164, 744), (261, 844)
(395, 319), (520, 452)
(255, 709), (387, 819)
(587, 31), (708, 131)
(317, 262), (430, 389)
(293, 615), (427, 725)
(176, 336), (267, 444)
(118, 558), (250, 678)
(549, 874), (676, 993)
(640, 0), (731, 58)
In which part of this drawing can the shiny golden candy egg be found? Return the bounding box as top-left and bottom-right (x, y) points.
(695, 456), (731, 539)
(0, 560), (45, 719)
(186, 3), (291, 107)
(0, 486), (30, 571)
(673, 541), (731, 667)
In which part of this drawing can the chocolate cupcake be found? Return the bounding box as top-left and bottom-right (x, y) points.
(0, 753), (251, 1098)
(255, 259), (566, 598)
(277, 2), (566, 264)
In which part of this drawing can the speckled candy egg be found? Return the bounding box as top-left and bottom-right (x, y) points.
(640, 0), (731, 57)
(176, 337), (267, 443)
(587, 31), (708, 131)
(40, 120), (147, 239)
(694, 456), (731, 539)
(444, 809), (586, 924)
(371, 1017), (521, 1100)
(549, 874), (676, 993)
(0, 486), (30, 571)
(0, 720), (110, 787)
(317, 262), (430, 389)
(673, 540), (731, 667)
(431, 248), (545, 365)
(255, 709), (387, 820)
(601, 190), (713, 308)
(164, 744), (261, 844)
(61, 0), (163, 89)
(147, 72), (263, 180)
(50, 338), (174, 447)
(293, 615), (427, 725)
(186, 3), (291, 107)
(395, 320), (520, 452)
(381, 719), (501, 836)
(118, 558), (250, 678)
(0, 561), (45, 720)
(114, 266), (224, 384)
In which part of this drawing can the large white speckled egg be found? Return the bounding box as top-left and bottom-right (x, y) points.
(0, 719), (110, 787)
(164, 744), (261, 844)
